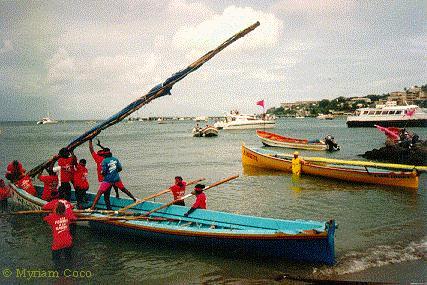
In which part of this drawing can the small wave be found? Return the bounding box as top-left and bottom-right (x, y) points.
(315, 237), (427, 276)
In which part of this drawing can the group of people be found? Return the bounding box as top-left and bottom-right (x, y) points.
(2, 140), (209, 267)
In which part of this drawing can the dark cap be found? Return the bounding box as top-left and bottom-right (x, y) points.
(194, 184), (205, 192)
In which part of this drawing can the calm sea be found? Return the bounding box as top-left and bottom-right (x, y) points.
(0, 118), (425, 284)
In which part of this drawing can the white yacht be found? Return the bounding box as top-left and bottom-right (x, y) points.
(36, 115), (58, 125)
(346, 105), (427, 127)
(213, 111), (275, 130)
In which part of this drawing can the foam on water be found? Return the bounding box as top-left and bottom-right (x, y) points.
(314, 237), (427, 276)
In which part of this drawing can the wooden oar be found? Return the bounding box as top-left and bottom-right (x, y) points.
(145, 175), (239, 217)
(271, 152), (427, 172)
(116, 178), (205, 213)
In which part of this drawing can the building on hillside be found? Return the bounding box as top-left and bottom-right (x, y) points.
(350, 97), (372, 103)
(281, 100), (319, 110)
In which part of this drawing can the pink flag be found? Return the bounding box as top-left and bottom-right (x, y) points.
(256, 100), (264, 108)
(405, 108), (416, 117)
(375, 125), (400, 141)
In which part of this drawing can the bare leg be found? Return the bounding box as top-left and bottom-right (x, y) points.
(113, 185), (119, 199)
(120, 187), (136, 202)
(104, 188), (112, 210)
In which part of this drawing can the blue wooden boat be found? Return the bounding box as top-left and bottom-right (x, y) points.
(9, 184), (337, 264)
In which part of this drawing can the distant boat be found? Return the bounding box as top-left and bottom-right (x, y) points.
(346, 105), (427, 127)
(295, 115), (305, 119)
(256, 130), (339, 151)
(194, 116), (208, 122)
(36, 115), (58, 125)
(214, 111), (275, 130)
(192, 125), (219, 137)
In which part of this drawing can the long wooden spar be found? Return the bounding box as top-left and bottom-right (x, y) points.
(27, 22), (260, 177)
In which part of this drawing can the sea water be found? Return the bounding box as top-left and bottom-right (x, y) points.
(0, 118), (425, 283)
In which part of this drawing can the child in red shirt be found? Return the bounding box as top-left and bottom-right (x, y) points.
(43, 201), (76, 268)
(73, 159), (89, 209)
(56, 148), (77, 201)
(184, 184), (207, 217)
(0, 179), (11, 212)
(38, 166), (59, 201)
(170, 176), (187, 206)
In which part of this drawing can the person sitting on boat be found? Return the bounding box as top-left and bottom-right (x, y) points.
(43, 201), (76, 269)
(324, 135), (340, 151)
(90, 149), (137, 210)
(5, 160), (26, 183)
(56, 148), (77, 201)
(0, 179), (11, 212)
(38, 164), (59, 201)
(291, 151), (304, 176)
(5, 161), (38, 196)
(89, 139), (120, 199)
(73, 159), (89, 209)
(183, 184), (206, 217)
(170, 176), (187, 206)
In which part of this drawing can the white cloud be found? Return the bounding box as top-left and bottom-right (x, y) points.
(0, 39), (14, 54)
(172, 6), (283, 56)
(46, 48), (76, 84)
(168, 0), (215, 20)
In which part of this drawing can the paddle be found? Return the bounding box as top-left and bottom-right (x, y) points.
(116, 177), (205, 213)
(144, 175), (239, 217)
(270, 152), (427, 172)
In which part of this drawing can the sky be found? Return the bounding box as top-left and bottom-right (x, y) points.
(0, 0), (425, 120)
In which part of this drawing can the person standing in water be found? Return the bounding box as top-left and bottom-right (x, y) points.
(291, 151), (304, 176)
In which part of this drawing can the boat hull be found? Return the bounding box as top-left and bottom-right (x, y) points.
(223, 122), (275, 130)
(242, 145), (419, 189)
(8, 184), (336, 264)
(347, 119), (427, 128)
(257, 130), (327, 151)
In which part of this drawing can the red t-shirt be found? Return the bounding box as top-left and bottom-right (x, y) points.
(0, 186), (10, 200)
(91, 152), (104, 182)
(15, 175), (37, 196)
(57, 157), (75, 183)
(44, 213), (75, 250)
(39, 175), (59, 201)
(170, 181), (187, 200)
(43, 199), (75, 217)
(6, 161), (25, 175)
(73, 165), (89, 189)
(192, 192), (206, 209)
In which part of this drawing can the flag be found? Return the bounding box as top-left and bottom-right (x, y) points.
(375, 125), (400, 141)
(256, 100), (264, 108)
(405, 108), (416, 117)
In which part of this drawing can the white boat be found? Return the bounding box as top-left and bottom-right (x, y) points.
(192, 125), (219, 137)
(194, 116), (208, 122)
(36, 115), (58, 125)
(346, 105), (427, 127)
(213, 111), (275, 130)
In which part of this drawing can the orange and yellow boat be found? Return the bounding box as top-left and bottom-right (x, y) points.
(242, 144), (420, 189)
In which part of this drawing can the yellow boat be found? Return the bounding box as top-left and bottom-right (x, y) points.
(241, 144), (420, 189)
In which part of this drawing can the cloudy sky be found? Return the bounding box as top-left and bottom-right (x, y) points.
(0, 1), (425, 120)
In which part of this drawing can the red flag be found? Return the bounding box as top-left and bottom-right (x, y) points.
(375, 125), (400, 141)
(256, 100), (264, 108)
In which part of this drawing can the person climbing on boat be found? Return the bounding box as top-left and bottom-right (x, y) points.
(0, 179), (11, 212)
(38, 164), (59, 201)
(183, 184), (206, 217)
(5, 160), (25, 182)
(5, 160), (37, 196)
(291, 151), (304, 176)
(73, 159), (89, 209)
(56, 148), (77, 201)
(90, 149), (137, 210)
(89, 139), (120, 198)
(170, 176), (187, 206)
(43, 201), (76, 269)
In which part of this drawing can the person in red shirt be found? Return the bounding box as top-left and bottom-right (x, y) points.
(56, 148), (77, 201)
(43, 201), (76, 268)
(38, 166), (59, 201)
(0, 179), (11, 212)
(170, 176), (187, 206)
(89, 139), (120, 198)
(15, 174), (37, 196)
(43, 196), (76, 235)
(183, 184), (207, 217)
(5, 160), (26, 182)
(73, 159), (89, 209)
